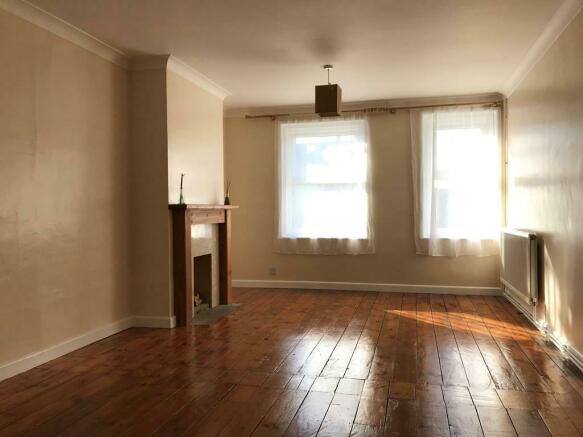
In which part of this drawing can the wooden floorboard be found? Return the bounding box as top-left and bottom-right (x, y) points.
(0, 288), (582, 436)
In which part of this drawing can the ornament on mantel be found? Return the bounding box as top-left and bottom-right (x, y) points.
(179, 173), (185, 205)
(224, 180), (232, 205)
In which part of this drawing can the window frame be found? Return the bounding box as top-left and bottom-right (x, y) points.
(411, 105), (503, 257)
(275, 116), (374, 255)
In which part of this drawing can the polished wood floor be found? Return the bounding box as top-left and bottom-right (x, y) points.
(1, 289), (583, 436)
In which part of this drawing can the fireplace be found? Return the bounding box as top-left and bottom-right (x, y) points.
(192, 254), (211, 309)
(191, 222), (219, 309)
(169, 203), (237, 326)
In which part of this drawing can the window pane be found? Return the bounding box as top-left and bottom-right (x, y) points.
(280, 119), (369, 239)
(293, 135), (367, 184)
(420, 108), (500, 239)
(287, 184), (367, 238)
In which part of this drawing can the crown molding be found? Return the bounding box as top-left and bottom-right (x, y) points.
(8, 0), (576, 109)
(503, 0), (583, 97)
(130, 55), (231, 100)
(0, 0), (129, 68)
(166, 55), (231, 100)
(224, 92), (504, 119)
(0, 0), (232, 100)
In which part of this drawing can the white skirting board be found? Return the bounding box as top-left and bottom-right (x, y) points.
(0, 314), (176, 382)
(503, 288), (539, 326)
(0, 317), (133, 382)
(549, 334), (583, 373)
(233, 279), (502, 295)
(132, 315), (176, 329)
(503, 290), (583, 373)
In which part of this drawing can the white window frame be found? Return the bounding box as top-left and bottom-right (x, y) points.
(411, 105), (502, 257)
(275, 116), (374, 255)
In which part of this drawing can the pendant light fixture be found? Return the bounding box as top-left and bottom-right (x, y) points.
(315, 64), (342, 117)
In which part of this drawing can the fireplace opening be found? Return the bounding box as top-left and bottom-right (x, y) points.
(193, 253), (212, 313)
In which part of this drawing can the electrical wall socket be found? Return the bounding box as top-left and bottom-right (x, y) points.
(268, 267), (277, 276)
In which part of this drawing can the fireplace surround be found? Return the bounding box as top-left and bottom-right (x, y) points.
(169, 204), (238, 326)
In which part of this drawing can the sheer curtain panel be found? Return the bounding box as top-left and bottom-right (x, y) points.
(411, 106), (502, 256)
(275, 115), (374, 255)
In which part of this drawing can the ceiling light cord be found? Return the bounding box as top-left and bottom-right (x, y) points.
(323, 64), (333, 85)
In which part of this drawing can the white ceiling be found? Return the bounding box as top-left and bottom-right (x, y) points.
(27, 0), (564, 109)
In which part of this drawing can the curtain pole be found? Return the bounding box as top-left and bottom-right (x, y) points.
(244, 101), (502, 120)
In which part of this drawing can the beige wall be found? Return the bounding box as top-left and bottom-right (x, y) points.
(129, 68), (171, 318)
(0, 11), (226, 370)
(0, 10), (132, 364)
(130, 67), (226, 319)
(167, 71), (224, 204)
(507, 10), (583, 354)
(225, 113), (500, 287)
(167, 71), (225, 308)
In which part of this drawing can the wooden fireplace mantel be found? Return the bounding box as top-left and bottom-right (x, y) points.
(169, 203), (238, 326)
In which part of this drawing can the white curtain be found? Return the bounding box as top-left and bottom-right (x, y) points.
(411, 106), (501, 256)
(275, 114), (374, 255)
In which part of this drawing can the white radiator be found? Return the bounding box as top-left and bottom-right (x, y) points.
(500, 229), (538, 313)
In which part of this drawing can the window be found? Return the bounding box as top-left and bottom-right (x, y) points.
(276, 116), (373, 254)
(412, 106), (501, 256)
